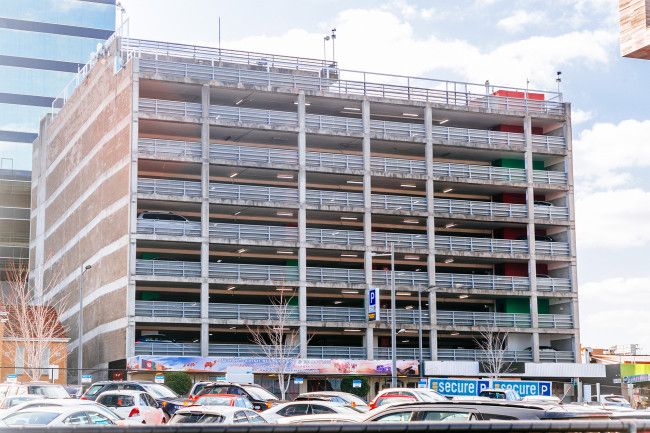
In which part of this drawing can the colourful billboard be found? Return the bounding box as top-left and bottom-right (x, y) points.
(127, 356), (419, 376)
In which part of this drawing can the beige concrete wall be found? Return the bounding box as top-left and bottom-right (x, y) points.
(30, 44), (134, 373)
(620, 0), (650, 59)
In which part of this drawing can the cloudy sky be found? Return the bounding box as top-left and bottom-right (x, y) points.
(11, 0), (650, 350)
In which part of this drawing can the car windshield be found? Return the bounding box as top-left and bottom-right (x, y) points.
(192, 384), (208, 396)
(345, 395), (368, 406)
(414, 390), (446, 402)
(28, 385), (70, 399)
(4, 411), (59, 426)
(98, 395), (136, 407)
(480, 391), (506, 399)
(6, 396), (38, 408)
(196, 396), (233, 406)
(83, 385), (105, 398)
(142, 384), (177, 399)
(171, 413), (224, 424)
(242, 386), (278, 401)
(378, 397), (414, 406)
(605, 396), (630, 405)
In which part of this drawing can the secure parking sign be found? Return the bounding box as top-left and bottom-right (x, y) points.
(368, 287), (380, 321)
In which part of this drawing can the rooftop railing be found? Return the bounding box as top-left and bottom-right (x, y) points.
(125, 38), (565, 115)
(438, 348), (534, 362)
(437, 311), (531, 328)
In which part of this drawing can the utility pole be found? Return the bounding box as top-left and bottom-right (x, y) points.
(77, 264), (92, 385)
(390, 242), (396, 388)
(331, 28), (337, 64)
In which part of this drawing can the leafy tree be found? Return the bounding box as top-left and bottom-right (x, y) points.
(164, 371), (193, 396)
(340, 376), (370, 399)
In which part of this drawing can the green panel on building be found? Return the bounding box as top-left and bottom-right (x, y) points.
(493, 158), (545, 170)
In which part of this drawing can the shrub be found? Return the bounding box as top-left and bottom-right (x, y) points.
(163, 371), (193, 396)
(340, 376), (370, 399)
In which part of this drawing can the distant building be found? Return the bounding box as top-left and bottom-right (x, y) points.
(0, 0), (116, 148)
(0, 169), (30, 290)
(620, 0), (650, 59)
(0, 306), (68, 384)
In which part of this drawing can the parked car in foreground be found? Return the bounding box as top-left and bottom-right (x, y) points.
(370, 394), (417, 410)
(194, 382), (278, 411)
(295, 391), (369, 412)
(276, 413), (364, 424)
(0, 395), (41, 410)
(194, 394), (253, 409)
(96, 390), (165, 425)
(479, 388), (522, 401)
(81, 381), (180, 418)
(262, 400), (363, 423)
(188, 381), (212, 399)
(0, 399), (128, 425)
(1, 406), (116, 427)
(362, 400), (610, 422)
(369, 387), (446, 409)
(170, 406), (267, 424)
(0, 382), (70, 399)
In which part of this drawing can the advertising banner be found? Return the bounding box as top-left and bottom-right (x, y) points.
(429, 378), (551, 397)
(128, 356), (419, 376)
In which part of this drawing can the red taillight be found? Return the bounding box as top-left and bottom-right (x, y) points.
(80, 396), (88, 400)
(128, 408), (140, 418)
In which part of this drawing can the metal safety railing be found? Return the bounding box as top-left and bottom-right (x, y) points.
(127, 39), (566, 115)
(136, 218), (570, 258)
(435, 198), (528, 218)
(437, 311), (532, 328)
(306, 189), (365, 208)
(135, 300), (201, 318)
(137, 177), (202, 198)
(139, 98), (567, 152)
(134, 342), (201, 356)
(307, 346), (367, 359)
(540, 350), (576, 362)
(209, 183), (298, 204)
(539, 313), (574, 329)
(137, 138), (568, 185)
(438, 348), (534, 362)
(0, 206), (30, 220)
(135, 259), (572, 293)
(208, 344), (299, 357)
(207, 302), (299, 321)
(375, 347), (431, 360)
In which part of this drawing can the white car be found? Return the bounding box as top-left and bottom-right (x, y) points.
(1, 406), (116, 427)
(370, 387), (447, 408)
(0, 395), (41, 410)
(170, 405), (267, 424)
(96, 390), (165, 424)
(276, 413), (363, 424)
(262, 400), (364, 423)
(0, 398), (123, 424)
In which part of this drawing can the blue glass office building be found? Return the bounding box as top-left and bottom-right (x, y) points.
(0, 0), (116, 169)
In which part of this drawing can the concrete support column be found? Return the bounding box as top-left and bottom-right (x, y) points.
(297, 91), (308, 358)
(125, 57), (140, 359)
(424, 104), (437, 361)
(563, 103), (581, 361)
(362, 98), (374, 360)
(524, 115), (540, 362)
(200, 84), (210, 357)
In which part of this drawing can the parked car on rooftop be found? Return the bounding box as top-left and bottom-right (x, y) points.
(369, 387), (446, 409)
(0, 382), (70, 399)
(479, 388), (522, 401)
(81, 381), (179, 419)
(0, 395), (41, 410)
(193, 394), (253, 409)
(1, 406), (116, 427)
(0, 398), (128, 425)
(194, 382), (278, 411)
(262, 400), (363, 423)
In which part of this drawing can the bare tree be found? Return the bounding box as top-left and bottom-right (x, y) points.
(2, 260), (68, 382)
(248, 291), (302, 400)
(475, 326), (512, 379)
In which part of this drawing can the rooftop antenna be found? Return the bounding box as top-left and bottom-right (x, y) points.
(219, 17), (221, 52)
(556, 71), (562, 94)
(331, 28), (337, 64)
(323, 35), (330, 65)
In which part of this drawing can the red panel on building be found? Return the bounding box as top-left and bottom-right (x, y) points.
(494, 124), (544, 135)
(493, 90), (545, 100)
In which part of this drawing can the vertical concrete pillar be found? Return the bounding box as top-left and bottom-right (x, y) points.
(362, 98), (374, 360)
(125, 57), (140, 359)
(297, 91), (308, 357)
(424, 104), (437, 361)
(524, 115), (540, 362)
(563, 103), (581, 361)
(200, 84), (211, 357)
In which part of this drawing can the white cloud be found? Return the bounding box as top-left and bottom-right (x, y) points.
(580, 277), (650, 350)
(497, 10), (546, 33)
(576, 188), (650, 248)
(574, 119), (650, 188)
(571, 108), (593, 125)
(225, 8), (616, 89)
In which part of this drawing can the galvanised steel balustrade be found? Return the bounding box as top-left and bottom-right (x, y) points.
(134, 300), (572, 329)
(136, 219), (570, 258)
(137, 97), (566, 152)
(135, 342), (201, 356)
(306, 189), (365, 208)
(0, 207), (30, 220)
(129, 43), (565, 115)
(539, 350), (576, 362)
(437, 311), (531, 328)
(538, 314), (574, 329)
(209, 183), (298, 204)
(437, 349), (534, 362)
(306, 346), (367, 359)
(375, 347), (431, 360)
(137, 138), (568, 186)
(435, 198), (528, 218)
(135, 259), (572, 293)
(137, 178), (202, 198)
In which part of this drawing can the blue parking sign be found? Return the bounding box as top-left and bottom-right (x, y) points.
(368, 287), (379, 321)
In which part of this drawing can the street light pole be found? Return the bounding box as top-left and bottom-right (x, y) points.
(78, 264), (92, 385)
(390, 242), (397, 388)
(418, 285), (423, 378)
